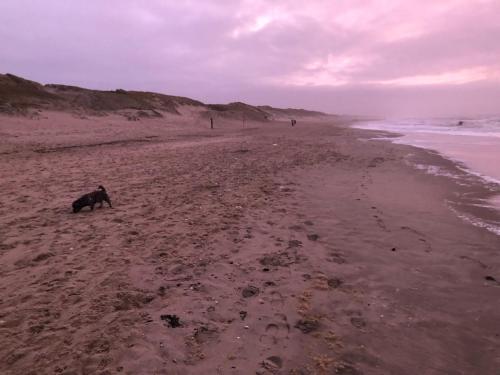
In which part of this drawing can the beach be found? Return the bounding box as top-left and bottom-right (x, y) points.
(1, 112), (499, 375)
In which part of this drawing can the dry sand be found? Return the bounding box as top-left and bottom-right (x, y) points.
(0, 111), (499, 375)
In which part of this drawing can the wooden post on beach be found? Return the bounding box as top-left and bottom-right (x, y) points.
(210, 117), (214, 130)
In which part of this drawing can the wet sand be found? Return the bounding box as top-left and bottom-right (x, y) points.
(0, 112), (499, 374)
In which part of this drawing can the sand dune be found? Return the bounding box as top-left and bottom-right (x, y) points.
(0, 73), (326, 122)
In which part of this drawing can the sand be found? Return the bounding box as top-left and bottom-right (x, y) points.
(0, 111), (499, 375)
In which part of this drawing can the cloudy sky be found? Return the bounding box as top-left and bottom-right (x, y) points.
(1, 0), (499, 116)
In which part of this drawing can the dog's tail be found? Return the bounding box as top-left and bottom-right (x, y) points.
(98, 185), (106, 191)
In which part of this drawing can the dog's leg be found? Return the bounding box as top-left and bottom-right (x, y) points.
(106, 198), (112, 208)
(90, 204), (94, 211)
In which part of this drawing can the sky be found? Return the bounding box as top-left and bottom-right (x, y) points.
(1, 0), (500, 117)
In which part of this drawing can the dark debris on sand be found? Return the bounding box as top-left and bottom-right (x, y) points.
(160, 314), (181, 328)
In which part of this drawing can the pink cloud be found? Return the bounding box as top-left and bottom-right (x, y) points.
(1, 0), (499, 116)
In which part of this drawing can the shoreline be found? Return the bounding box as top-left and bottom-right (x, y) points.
(351, 123), (500, 236)
(0, 113), (499, 374)
(352, 119), (500, 184)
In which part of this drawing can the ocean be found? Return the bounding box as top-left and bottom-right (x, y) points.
(354, 117), (500, 235)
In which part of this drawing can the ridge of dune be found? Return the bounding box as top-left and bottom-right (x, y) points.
(0, 73), (328, 121)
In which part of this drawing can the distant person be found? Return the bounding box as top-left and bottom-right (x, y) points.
(210, 117), (214, 129)
(291, 119), (296, 127)
(457, 120), (464, 126)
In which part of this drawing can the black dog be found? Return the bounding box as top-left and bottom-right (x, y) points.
(72, 185), (112, 213)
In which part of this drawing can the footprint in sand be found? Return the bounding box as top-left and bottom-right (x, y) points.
(259, 355), (283, 373)
(373, 215), (389, 232)
(327, 252), (346, 264)
(259, 315), (290, 346)
(268, 291), (285, 306)
(350, 316), (367, 329)
(307, 234), (319, 241)
(459, 255), (487, 269)
(260, 323), (289, 346)
(335, 363), (364, 375)
(401, 226), (433, 252)
(263, 281), (277, 287)
(327, 277), (343, 289)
